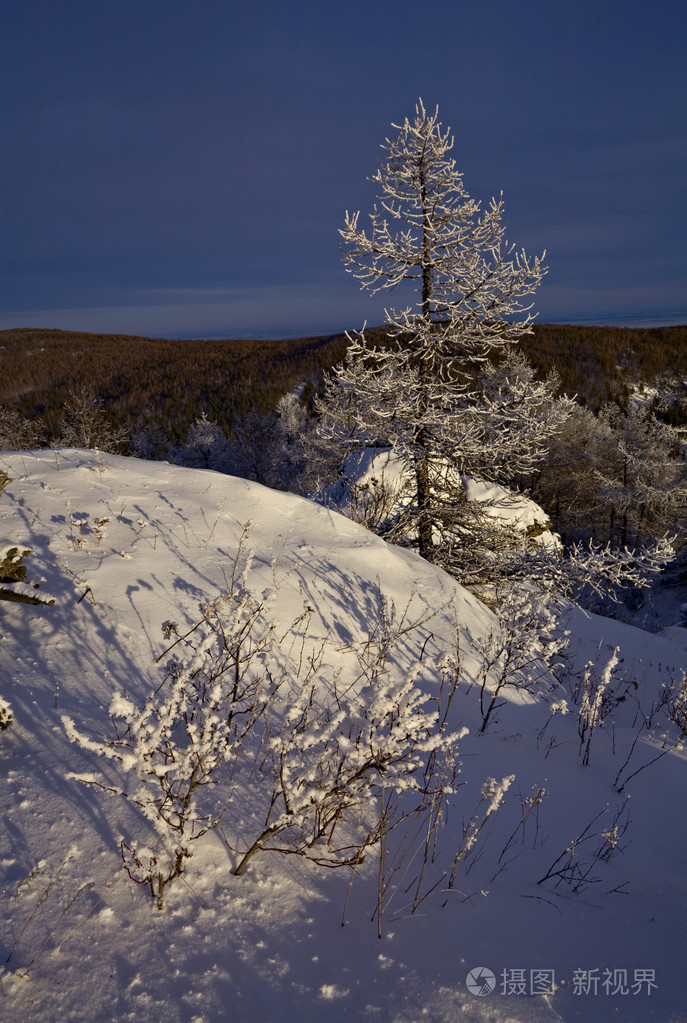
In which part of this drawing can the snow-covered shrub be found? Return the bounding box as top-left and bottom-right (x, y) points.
(466, 587), (565, 733)
(224, 410), (281, 485)
(232, 591), (465, 878)
(175, 412), (233, 471)
(380, 769), (517, 930)
(346, 469), (407, 533)
(269, 393), (320, 492)
(537, 801), (631, 893)
(576, 647), (620, 766)
(63, 569), (469, 911)
(63, 551), (281, 909)
(57, 386), (128, 452)
(320, 448), (413, 536)
(665, 672), (687, 749)
(595, 402), (687, 553)
(604, 667), (687, 793)
(0, 404), (43, 449)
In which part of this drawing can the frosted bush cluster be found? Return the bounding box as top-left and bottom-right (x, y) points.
(63, 555), (466, 908)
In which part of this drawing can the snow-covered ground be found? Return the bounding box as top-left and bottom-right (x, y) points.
(324, 446), (558, 543)
(0, 449), (685, 1022)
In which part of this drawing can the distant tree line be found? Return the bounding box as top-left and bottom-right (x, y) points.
(519, 323), (687, 418)
(2, 321), (686, 544)
(1, 323), (686, 451)
(0, 327), (349, 443)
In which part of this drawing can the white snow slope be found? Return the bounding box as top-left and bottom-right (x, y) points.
(0, 449), (685, 1023)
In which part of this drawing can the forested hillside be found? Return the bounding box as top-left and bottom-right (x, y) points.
(520, 323), (687, 415)
(1, 323), (686, 446)
(0, 327), (349, 441)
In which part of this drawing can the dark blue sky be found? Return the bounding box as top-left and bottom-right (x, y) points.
(1, 0), (685, 337)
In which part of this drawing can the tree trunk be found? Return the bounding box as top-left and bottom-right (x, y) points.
(415, 147), (435, 563)
(415, 452), (434, 562)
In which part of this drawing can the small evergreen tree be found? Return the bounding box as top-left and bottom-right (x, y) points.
(320, 100), (571, 575)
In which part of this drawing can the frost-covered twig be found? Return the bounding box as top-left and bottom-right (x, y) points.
(528, 803), (629, 898)
(578, 647), (619, 766)
(490, 784), (547, 881)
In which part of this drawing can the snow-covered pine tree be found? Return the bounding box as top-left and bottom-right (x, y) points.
(0, 404), (42, 450)
(319, 99), (572, 578)
(528, 402), (620, 542)
(595, 402), (687, 552)
(58, 386), (128, 452)
(178, 412), (232, 472)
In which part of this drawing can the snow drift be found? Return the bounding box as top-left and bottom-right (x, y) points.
(0, 449), (685, 1023)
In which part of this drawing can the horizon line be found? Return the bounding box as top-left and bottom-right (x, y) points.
(2, 313), (686, 342)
